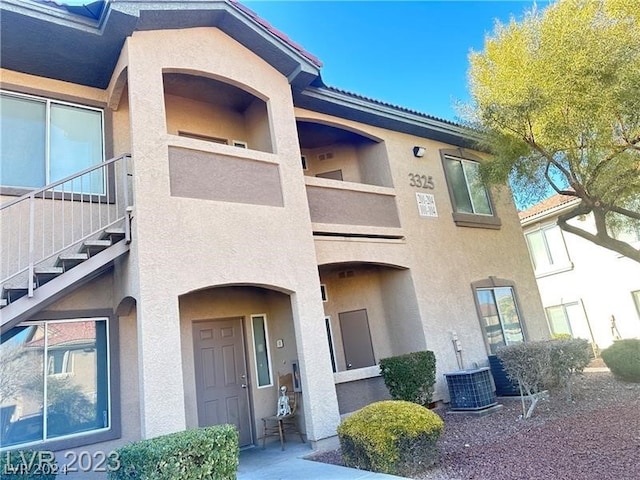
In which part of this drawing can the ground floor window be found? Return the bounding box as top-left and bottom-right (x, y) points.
(473, 283), (525, 354)
(0, 317), (111, 449)
(251, 314), (272, 388)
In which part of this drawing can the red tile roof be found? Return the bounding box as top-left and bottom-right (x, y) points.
(519, 193), (579, 221)
(229, 0), (323, 68)
(27, 321), (96, 348)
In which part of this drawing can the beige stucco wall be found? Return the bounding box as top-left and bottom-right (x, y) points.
(296, 107), (548, 401)
(123, 26), (340, 441)
(178, 286), (303, 442)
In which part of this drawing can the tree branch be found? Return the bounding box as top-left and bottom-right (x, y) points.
(557, 205), (640, 263)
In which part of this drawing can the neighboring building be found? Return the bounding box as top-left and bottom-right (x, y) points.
(1, 0), (548, 461)
(520, 194), (640, 352)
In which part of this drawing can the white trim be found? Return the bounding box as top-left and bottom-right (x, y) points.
(250, 314), (273, 389)
(320, 284), (328, 302)
(324, 316), (337, 373)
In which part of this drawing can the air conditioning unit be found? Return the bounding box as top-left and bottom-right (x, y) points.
(488, 355), (520, 396)
(444, 367), (497, 411)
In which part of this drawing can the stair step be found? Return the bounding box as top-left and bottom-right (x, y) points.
(34, 266), (64, 287)
(2, 287), (29, 303)
(55, 253), (89, 270)
(101, 227), (126, 242)
(80, 239), (112, 256)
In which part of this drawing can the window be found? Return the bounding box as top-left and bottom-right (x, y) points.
(251, 315), (272, 388)
(0, 317), (113, 450)
(545, 302), (592, 340)
(525, 224), (571, 275)
(0, 91), (104, 193)
(320, 284), (328, 302)
(440, 149), (500, 228)
(325, 317), (337, 373)
(633, 291), (640, 320)
(472, 280), (525, 354)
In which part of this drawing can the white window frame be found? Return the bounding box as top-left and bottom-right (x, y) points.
(325, 316), (337, 373)
(250, 314), (273, 389)
(633, 290), (640, 320)
(525, 223), (572, 276)
(320, 284), (328, 302)
(0, 90), (106, 192)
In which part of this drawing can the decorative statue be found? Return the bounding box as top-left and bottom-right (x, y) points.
(276, 385), (291, 417)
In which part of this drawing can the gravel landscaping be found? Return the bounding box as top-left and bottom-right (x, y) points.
(309, 370), (640, 480)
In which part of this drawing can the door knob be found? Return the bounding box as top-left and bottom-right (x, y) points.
(241, 384), (247, 389)
(347, 363), (352, 369)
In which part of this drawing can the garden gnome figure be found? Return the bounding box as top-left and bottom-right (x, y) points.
(277, 385), (291, 417)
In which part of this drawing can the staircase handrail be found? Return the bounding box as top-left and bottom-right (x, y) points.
(0, 154), (133, 294)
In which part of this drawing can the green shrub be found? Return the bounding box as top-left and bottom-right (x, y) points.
(601, 339), (640, 383)
(107, 425), (238, 480)
(547, 338), (592, 400)
(337, 400), (444, 476)
(0, 450), (57, 479)
(379, 351), (436, 406)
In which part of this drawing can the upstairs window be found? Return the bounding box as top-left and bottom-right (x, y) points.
(0, 91), (104, 193)
(525, 224), (571, 275)
(440, 149), (501, 229)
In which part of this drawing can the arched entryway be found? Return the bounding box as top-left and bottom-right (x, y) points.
(178, 284), (299, 447)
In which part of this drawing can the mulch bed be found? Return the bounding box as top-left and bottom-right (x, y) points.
(308, 371), (640, 479)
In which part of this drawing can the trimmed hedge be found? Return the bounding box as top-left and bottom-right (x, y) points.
(0, 450), (57, 480)
(338, 400), (444, 477)
(107, 425), (238, 480)
(379, 351), (436, 406)
(601, 339), (640, 383)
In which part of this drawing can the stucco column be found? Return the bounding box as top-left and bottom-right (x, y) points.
(290, 290), (342, 445)
(134, 293), (186, 438)
(125, 36), (187, 438)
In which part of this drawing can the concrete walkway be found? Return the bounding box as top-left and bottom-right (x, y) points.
(238, 438), (407, 480)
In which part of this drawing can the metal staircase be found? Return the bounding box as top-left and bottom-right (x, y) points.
(1, 154), (133, 334)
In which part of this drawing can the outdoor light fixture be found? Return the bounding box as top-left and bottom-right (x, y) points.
(413, 146), (426, 158)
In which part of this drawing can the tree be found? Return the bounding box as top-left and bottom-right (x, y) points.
(467, 0), (640, 262)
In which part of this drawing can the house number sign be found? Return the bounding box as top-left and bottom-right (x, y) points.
(408, 173), (435, 190)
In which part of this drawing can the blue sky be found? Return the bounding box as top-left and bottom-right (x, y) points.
(244, 1), (549, 122)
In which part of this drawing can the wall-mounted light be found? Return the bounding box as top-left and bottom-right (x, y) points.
(413, 146), (426, 158)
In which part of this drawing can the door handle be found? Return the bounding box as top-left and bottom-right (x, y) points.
(241, 384), (247, 389)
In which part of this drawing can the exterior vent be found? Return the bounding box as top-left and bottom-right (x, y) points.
(444, 367), (497, 411)
(318, 152), (334, 161)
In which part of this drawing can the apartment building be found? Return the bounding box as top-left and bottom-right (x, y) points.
(520, 194), (640, 352)
(0, 0), (548, 458)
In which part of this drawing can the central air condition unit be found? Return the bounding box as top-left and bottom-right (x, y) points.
(444, 367), (497, 411)
(488, 355), (520, 396)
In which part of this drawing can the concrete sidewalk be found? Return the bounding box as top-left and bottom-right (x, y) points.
(238, 438), (407, 480)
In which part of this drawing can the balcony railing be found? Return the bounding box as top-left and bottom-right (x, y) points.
(1, 154), (133, 296)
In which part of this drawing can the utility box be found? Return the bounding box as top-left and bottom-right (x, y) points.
(444, 367), (497, 411)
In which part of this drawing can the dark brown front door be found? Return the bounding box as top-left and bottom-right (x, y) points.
(193, 318), (252, 446)
(339, 309), (375, 369)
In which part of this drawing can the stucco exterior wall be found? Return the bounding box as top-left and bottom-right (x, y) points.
(124, 26), (340, 441)
(525, 215), (640, 350)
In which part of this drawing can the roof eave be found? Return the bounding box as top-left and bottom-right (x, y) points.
(294, 86), (482, 148)
(520, 198), (581, 227)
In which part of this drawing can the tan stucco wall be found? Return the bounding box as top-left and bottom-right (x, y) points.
(297, 108), (548, 400)
(123, 27), (340, 441)
(42, 272), (141, 463)
(178, 286), (303, 443)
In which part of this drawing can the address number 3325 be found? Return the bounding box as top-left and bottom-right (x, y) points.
(408, 173), (435, 190)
